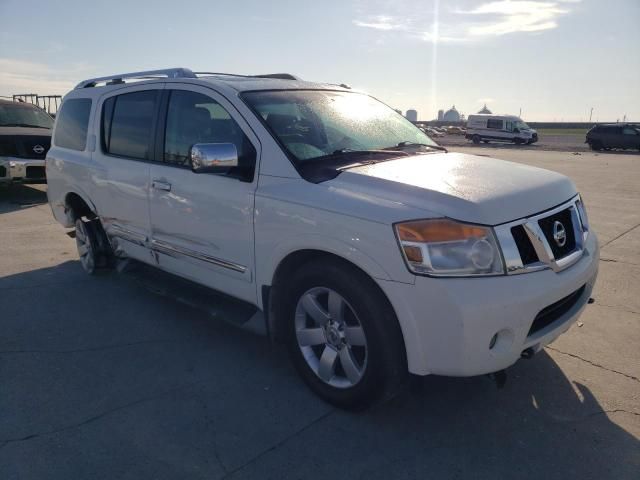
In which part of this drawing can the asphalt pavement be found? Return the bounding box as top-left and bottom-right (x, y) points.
(1, 148), (638, 479)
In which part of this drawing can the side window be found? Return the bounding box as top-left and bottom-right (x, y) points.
(163, 90), (256, 178)
(487, 119), (503, 129)
(102, 90), (159, 160)
(622, 127), (637, 135)
(54, 98), (92, 151)
(505, 121), (513, 132)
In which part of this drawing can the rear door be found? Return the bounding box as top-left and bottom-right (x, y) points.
(147, 85), (260, 304)
(93, 86), (163, 263)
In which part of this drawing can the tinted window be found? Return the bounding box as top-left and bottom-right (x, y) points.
(104, 90), (159, 160)
(487, 119), (503, 129)
(164, 90), (256, 178)
(54, 99), (92, 151)
(0, 103), (53, 129)
(622, 127), (638, 135)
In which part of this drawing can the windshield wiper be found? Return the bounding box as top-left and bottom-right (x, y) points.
(389, 141), (448, 153)
(331, 148), (409, 157)
(0, 123), (50, 129)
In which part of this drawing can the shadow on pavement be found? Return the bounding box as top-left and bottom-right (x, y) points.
(1, 261), (638, 479)
(0, 183), (48, 214)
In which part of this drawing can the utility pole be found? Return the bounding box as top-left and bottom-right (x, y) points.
(519, 107), (522, 117)
(589, 107), (593, 123)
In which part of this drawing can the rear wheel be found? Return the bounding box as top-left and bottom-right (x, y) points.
(74, 218), (113, 274)
(283, 260), (406, 409)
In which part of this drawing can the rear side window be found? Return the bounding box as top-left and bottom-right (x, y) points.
(54, 98), (92, 151)
(102, 90), (159, 160)
(487, 119), (503, 129)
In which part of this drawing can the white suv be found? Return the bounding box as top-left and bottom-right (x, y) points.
(47, 68), (598, 408)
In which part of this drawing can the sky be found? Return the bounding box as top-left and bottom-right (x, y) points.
(0, 0), (638, 122)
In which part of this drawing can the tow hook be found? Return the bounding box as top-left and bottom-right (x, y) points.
(521, 347), (535, 359)
(487, 370), (507, 389)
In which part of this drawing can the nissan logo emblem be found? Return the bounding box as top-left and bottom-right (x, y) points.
(33, 145), (45, 154)
(553, 221), (567, 247)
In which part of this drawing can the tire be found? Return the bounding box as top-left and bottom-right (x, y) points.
(472, 134), (481, 144)
(482, 140), (489, 144)
(282, 259), (406, 410)
(74, 218), (112, 275)
(514, 138), (523, 145)
(590, 140), (602, 151)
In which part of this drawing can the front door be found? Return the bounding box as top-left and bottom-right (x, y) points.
(148, 85), (260, 304)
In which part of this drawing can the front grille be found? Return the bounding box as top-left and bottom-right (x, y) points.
(0, 135), (50, 159)
(511, 225), (539, 265)
(26, 166), (46, 179)
(528, 285), (586, 336)
(0, 139), (19, 156)
(538, 208), (576, 259)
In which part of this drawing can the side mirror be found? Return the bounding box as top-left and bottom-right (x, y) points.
(190, 143), (238, 174)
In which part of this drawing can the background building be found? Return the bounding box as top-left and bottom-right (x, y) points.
(437, 109), (444, 121)
(405, 109), (418, 122)
(478, 104), (492, 114)
(442, 105), (461, 122)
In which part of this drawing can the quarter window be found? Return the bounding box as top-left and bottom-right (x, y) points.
(163, 90), (256, 178)
(102, 90), (159, 160)
(487, 119), (503, 129)
(54, 98), (92, 151)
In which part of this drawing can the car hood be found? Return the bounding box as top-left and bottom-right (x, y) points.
(327, 152), (576, 225)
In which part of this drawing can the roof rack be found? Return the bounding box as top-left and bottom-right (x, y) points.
(75, 68), (197, 89)
(75, 68), (301, 89)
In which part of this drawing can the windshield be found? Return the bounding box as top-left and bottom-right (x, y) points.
(242, 90), (438, 163)
(515, 120), (530, 130)
(0, 104), (54, 128)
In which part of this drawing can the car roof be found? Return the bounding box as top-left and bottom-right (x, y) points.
(71, 68), (354, 97)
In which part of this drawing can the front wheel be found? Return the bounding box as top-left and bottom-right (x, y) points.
(284, 260), (406, 409)
(472, 134), (481, 144)
(514, 138), (524, 145)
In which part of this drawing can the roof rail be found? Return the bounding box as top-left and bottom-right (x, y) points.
(252, 73), (300, 80)
(75, 68), (196, 89)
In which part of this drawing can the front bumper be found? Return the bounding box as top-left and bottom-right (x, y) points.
(3, 156), (46, 182)
(381, 232), (599, 376)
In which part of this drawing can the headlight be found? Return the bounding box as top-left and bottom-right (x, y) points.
(395, 218), (504, 276)
(576, 196), (589, 232)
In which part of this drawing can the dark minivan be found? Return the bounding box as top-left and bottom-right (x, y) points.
(586, 123), (640, 152)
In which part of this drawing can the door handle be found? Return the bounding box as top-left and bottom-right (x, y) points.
(152, 180), (171, 192)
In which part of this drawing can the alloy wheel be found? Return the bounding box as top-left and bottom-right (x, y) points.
(294, 287), (368, 388)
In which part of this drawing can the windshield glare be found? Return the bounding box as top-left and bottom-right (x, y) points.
(0, 104), (54, 128)
(243, 90), (437, 163)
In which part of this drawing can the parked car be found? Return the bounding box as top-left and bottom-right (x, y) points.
(0, 99), (53, 184)
(585, 124), (640, 151)
(466, 114), (538, 145)
(423, 126), (444, 138)
(47, 68), (598, 409)
(445, 125), (466, 135)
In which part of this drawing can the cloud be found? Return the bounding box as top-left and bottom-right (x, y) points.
(0, 58), (94, 97)
(353, 0), (580, 43)
(353, 16), (408, 31)
(460, 1), (569, 36)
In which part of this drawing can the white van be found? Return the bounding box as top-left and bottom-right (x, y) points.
(466, 114), (538, 145)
